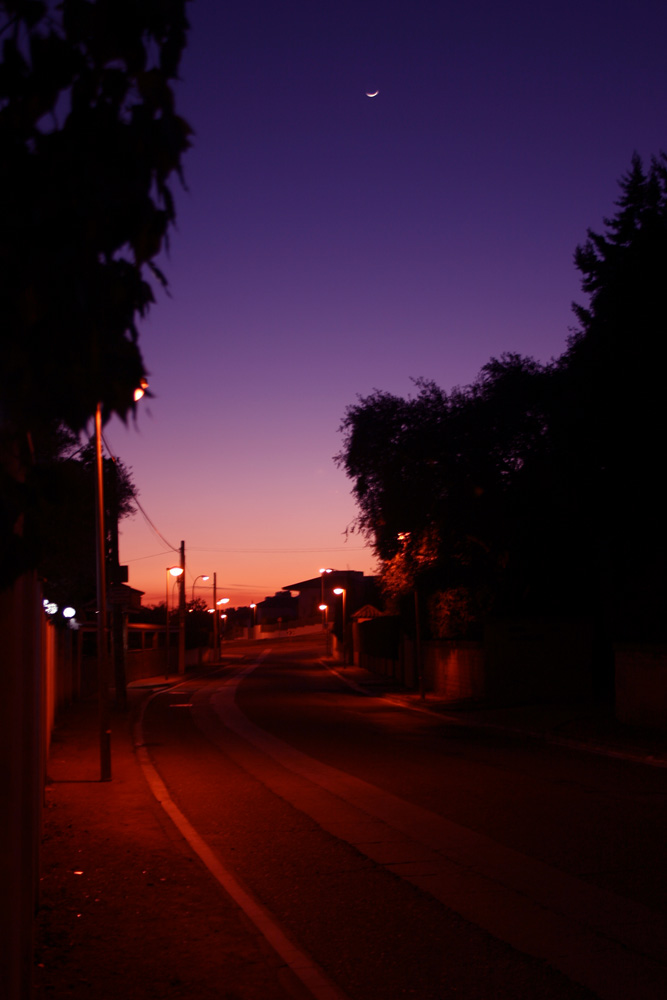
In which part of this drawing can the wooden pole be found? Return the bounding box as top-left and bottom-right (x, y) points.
(94, 403), (111, 780)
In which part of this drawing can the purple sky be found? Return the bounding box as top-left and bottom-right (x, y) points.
(105, 0), (667, 607)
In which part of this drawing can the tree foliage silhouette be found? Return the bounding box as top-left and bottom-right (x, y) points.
(0, 0), (191, 588)
(0, 0), (191, 432)
(338, 153), (667, 641)
(560, 152), (667, 639)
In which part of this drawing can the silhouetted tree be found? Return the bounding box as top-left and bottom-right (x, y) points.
(32, 436), (137, 609)
(337, 359), (556, 635)
(338, 153), (667, 642)
(0, 0), (191, 586)
(560, 152), (667, 639)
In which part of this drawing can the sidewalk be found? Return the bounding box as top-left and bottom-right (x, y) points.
(34, 668), (667, 999)
(34, 683), (312, 1000)
(338, 663), (667, 768)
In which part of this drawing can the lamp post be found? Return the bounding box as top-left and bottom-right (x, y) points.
(166, 566), (183, 676)
(94, 402), (111, 781)
(191, 574), (210, 604)
(319, 567), (332, 613)
(250, 603), (256, 637)
(214, 594), (229, 654)
(333, 587), (347, 663)
(217, 597), (229, 645)
(319, 603), (328, 627)
(93, 379), (147, 781)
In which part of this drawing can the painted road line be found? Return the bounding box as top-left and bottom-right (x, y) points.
(134, 665), (351, 1000)
(204, 659), (667, 1000)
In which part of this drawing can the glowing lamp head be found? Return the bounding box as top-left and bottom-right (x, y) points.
(319, 604), (327, 611)
(333, 588), (344, 595)
(133, 377), (149, 402)
(168, 566), (183, 578)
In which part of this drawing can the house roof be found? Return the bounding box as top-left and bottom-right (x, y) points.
(351, 604), (383, 620)
(283, 570), (369, 592)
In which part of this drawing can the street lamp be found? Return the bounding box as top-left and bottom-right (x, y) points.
(166, 566), (184, 675)
(333, 587), (347, 663)
(133, 377), (149, 402)
(191, 574), (210, 603)
(319, 603), (328, 627)
(93, 379), (147, 781)
(319, 567), (332, 609)
(215, 597), (229, 646)
(250, 603), (257, 635)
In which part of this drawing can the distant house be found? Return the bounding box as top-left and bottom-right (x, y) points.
(351, 604), (384, 623)
(282, 571), (379, 622)
(256, 591), (298, 625)
(109, 583), (144, 612)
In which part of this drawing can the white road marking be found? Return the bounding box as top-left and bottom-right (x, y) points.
(197, 658), (667, 1000)
(135, 654), (351, 1000)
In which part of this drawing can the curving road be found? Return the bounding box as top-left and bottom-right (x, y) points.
(138, 634), (667, 1000)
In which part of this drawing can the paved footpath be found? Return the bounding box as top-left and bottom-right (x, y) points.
(34, 686), (313, 1000)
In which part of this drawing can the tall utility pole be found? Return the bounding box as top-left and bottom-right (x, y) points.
(108, 461), (127, 711)
(213, 572), (219, 659)
(94, 403), (111, 781)
(178, 540), (186, 674)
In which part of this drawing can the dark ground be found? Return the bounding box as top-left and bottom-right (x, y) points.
(34, 672), (667, 1000)
(33, 691), (309, 1000)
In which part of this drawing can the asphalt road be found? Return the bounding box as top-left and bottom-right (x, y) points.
(139, 635), (667, 1000)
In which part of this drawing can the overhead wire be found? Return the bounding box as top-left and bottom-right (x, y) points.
(99, 428), (179, 554)
(95, 431), (372, 585)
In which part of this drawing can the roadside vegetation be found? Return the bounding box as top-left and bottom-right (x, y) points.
(337, 154), (667, 647)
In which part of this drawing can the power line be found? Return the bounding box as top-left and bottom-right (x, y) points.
(99, 429), (179, 554)
(131, 495), (180, 553)
(187, 546), (371, 555)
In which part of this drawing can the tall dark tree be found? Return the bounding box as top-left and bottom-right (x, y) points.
(0, 0), (191, 585)
(338, 153), (667, 642)
(561, 152), (667, 639)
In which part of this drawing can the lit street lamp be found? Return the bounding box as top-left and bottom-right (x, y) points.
(333, 587), (347, 663)
(191, 574), (210, 603)
(166, 566), (184, 675)
(319, 603), (328, 627)
(217, 598), (229, 639)
(319, 567), (332, 609)
(94, 378), (147, 781)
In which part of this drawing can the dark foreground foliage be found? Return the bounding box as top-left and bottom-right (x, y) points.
(0, 0), (191, 590)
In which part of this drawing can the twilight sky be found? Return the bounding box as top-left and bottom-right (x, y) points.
(104, 0), (667, 608)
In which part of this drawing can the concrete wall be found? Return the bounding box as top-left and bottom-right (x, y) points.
(423, 641), (486, 700)
(356, 615), (595, 706)
(0, 572), (44, 1000)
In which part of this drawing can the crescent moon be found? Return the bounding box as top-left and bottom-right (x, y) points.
(365, 90), (379, 97)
